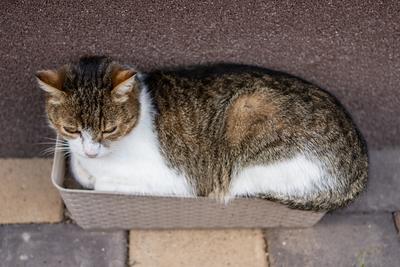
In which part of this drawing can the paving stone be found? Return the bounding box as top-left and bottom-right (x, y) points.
(265, 213), (400, 267)
(129, 229), (267, 267)
(0, 159), (63, 224)
(340, 149), (400, 213)
(0, 224), (127, 267)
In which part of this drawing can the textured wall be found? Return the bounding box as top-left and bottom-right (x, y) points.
(0, 0), (399, 157)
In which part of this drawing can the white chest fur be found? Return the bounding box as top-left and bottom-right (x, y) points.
(71, 87), (194, 197)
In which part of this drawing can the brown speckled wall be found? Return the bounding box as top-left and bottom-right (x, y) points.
(1, 0), (399, 157)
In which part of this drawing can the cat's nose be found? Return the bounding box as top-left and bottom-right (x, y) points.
(83, 142), (100, 158)
(84, 151), (98, 158)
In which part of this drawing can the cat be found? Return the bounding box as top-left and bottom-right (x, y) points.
(37, 56), (368, 211)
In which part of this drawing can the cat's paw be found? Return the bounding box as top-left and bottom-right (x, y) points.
(70, 156), (95, 189)
(94, 180), (119, 192)
(73, 167), (95, 189)
(94, 178), (133, 193)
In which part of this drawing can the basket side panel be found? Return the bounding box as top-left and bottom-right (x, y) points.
(60, 191), (325, 229)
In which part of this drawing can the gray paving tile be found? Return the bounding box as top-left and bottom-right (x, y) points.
(340, 148), (400, 213)
(265, 213), (400, 267)
(0, 224), (127, 267)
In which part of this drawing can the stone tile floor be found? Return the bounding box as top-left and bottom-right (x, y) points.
(0, 151), (399, 267)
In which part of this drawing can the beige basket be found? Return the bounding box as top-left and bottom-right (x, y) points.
(51, 141), (325, 230)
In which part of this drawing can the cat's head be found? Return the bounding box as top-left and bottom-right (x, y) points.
(36, 56), (140, 158)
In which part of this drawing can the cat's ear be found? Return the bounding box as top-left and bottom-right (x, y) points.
(35, 68), (66, 103)
(111, 66), (136, 102)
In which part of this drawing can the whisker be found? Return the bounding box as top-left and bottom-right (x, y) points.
(41, 145), (70, 154)
(42, 137), (64, 141)
(36, 142), (68, 145)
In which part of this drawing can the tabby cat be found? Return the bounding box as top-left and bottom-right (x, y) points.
(37, 56), (368, 211)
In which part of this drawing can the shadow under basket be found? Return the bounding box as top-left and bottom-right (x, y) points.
(51, 142), (326, 230)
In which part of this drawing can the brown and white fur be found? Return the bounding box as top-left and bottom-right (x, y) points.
(37, 56), (368, 211)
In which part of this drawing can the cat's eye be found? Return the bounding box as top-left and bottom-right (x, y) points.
(103, 126), (118, 135)
(62, 126), (80, 135)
